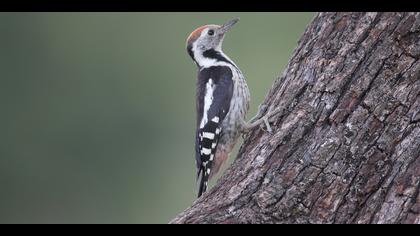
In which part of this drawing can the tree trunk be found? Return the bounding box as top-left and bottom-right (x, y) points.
(171, 12), (420, 224)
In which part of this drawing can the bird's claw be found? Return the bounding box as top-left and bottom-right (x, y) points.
(262, 115), (273, 134)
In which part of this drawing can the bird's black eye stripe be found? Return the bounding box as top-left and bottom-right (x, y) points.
(208, 29), (214, 36)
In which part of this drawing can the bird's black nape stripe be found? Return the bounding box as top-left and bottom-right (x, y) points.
(187, 44), (195, 61)
(203, 49), (234, 66)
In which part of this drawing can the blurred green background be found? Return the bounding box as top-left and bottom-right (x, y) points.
(0, 12), (314, 223)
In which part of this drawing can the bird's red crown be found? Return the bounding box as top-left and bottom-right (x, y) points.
(186, 25), (210, 46)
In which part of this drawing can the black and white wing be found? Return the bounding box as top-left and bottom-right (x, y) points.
(195, 66), (233, 197)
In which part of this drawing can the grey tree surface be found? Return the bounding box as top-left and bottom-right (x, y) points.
(171, 12), (420, 224)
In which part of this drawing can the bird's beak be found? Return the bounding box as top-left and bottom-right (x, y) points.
(218, 18), (240, 35)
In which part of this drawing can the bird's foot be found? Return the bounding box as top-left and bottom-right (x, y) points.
(249, 104), (268, 124)
(241, 104), (283, 135)
(241, 114), (273, 135)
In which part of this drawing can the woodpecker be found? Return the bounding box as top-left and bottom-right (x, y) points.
(186, 18), (252, 197)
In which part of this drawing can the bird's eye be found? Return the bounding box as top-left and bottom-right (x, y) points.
(208, 29), (214, 36)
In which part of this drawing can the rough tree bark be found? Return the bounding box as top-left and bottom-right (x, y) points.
(172, 12), (420, 224)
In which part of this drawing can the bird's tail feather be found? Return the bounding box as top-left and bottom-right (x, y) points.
(197, 167), (208, 198)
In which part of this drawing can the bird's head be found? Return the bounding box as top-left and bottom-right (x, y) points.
(186, 18), (239, 63)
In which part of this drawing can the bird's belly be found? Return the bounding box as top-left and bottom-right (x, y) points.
(219, 78), (250, 146)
